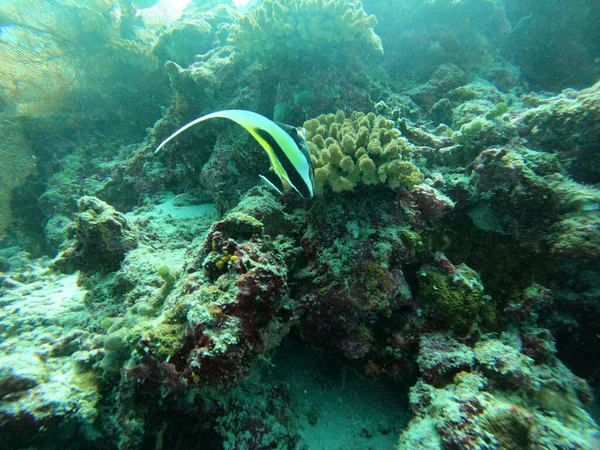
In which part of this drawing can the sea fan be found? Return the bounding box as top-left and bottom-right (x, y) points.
(0, 0), (120, 114)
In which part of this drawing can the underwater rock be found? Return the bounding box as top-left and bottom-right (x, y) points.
(153, 0), (238, 67)
(374, 95), (421, 123)
(44, 214), (73, 256)
(447, 81), (508, 115)
(215, 374), (300, 449)
(407, 64), (468, 110)
(90, 189), (307, 448)
(428, 98), (453, 126)
(121, 190), (301, 388)
(399, 184), (455, 221)
(53, 196), (140, 274)
(449, 117), (513, 162)
(468, 147), (563, 239)
(417, 255), (494, 336)
(153, 19), (214, 68)
(159, 1), (383, 146)
(2, 1), (600, 448)
(371, 0), (511, 84)
(503, 284), (553, 327)
(398, 332), (600, 450)
(0, 258), (102, 449)
(296, 190), (420, 375)
(550, 211), (600, 261)
(515, 82), (600, 184)
(504, 0), (600, 91)
(416, 333), (475, 387)
(395, 117), (453, 150)
(0, 366), (38, 399)
(199, 131), (269, 215)
(439, 139), (600, 385)
(164, 45), (247, 120)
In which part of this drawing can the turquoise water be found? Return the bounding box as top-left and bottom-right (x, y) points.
(1, 1), (599, 448)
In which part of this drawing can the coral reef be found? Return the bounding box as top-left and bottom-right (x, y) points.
(0, 254), (102, 449)
(53, 196), (139, 274)
(0, 0), (172, 248)
(0, 0), (118, 115)
(514, 81), (600, 184)
(1, 0), (600, 448)
(417, 254), (494, 335)
(0, 0), (170, 144)
(227, 0), (383, 58)
(398, 332), (600, 450)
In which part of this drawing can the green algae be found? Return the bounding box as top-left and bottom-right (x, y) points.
(418, 270), (493, 335)
(486, 102), (509, 120)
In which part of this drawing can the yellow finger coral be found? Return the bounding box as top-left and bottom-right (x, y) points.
(304, 111), (424, 195)
(227, 0), (384, 57)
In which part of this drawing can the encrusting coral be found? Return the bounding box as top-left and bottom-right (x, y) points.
(121, 192), (299, 387)
(304, 110), (424, 195)
(398, 332), (600, 450)
(418, 254), (494, 336)
(227, 0), (383, 57)
(53, 196), (139, 274)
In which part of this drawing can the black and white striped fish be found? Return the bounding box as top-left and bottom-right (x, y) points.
(155, 109), (314, 199)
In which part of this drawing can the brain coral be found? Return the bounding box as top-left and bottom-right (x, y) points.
(304, 110), (424, 195)
(227, 0), (383, 57)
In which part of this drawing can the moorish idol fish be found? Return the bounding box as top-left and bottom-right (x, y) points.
(155, 109), (314, 199)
